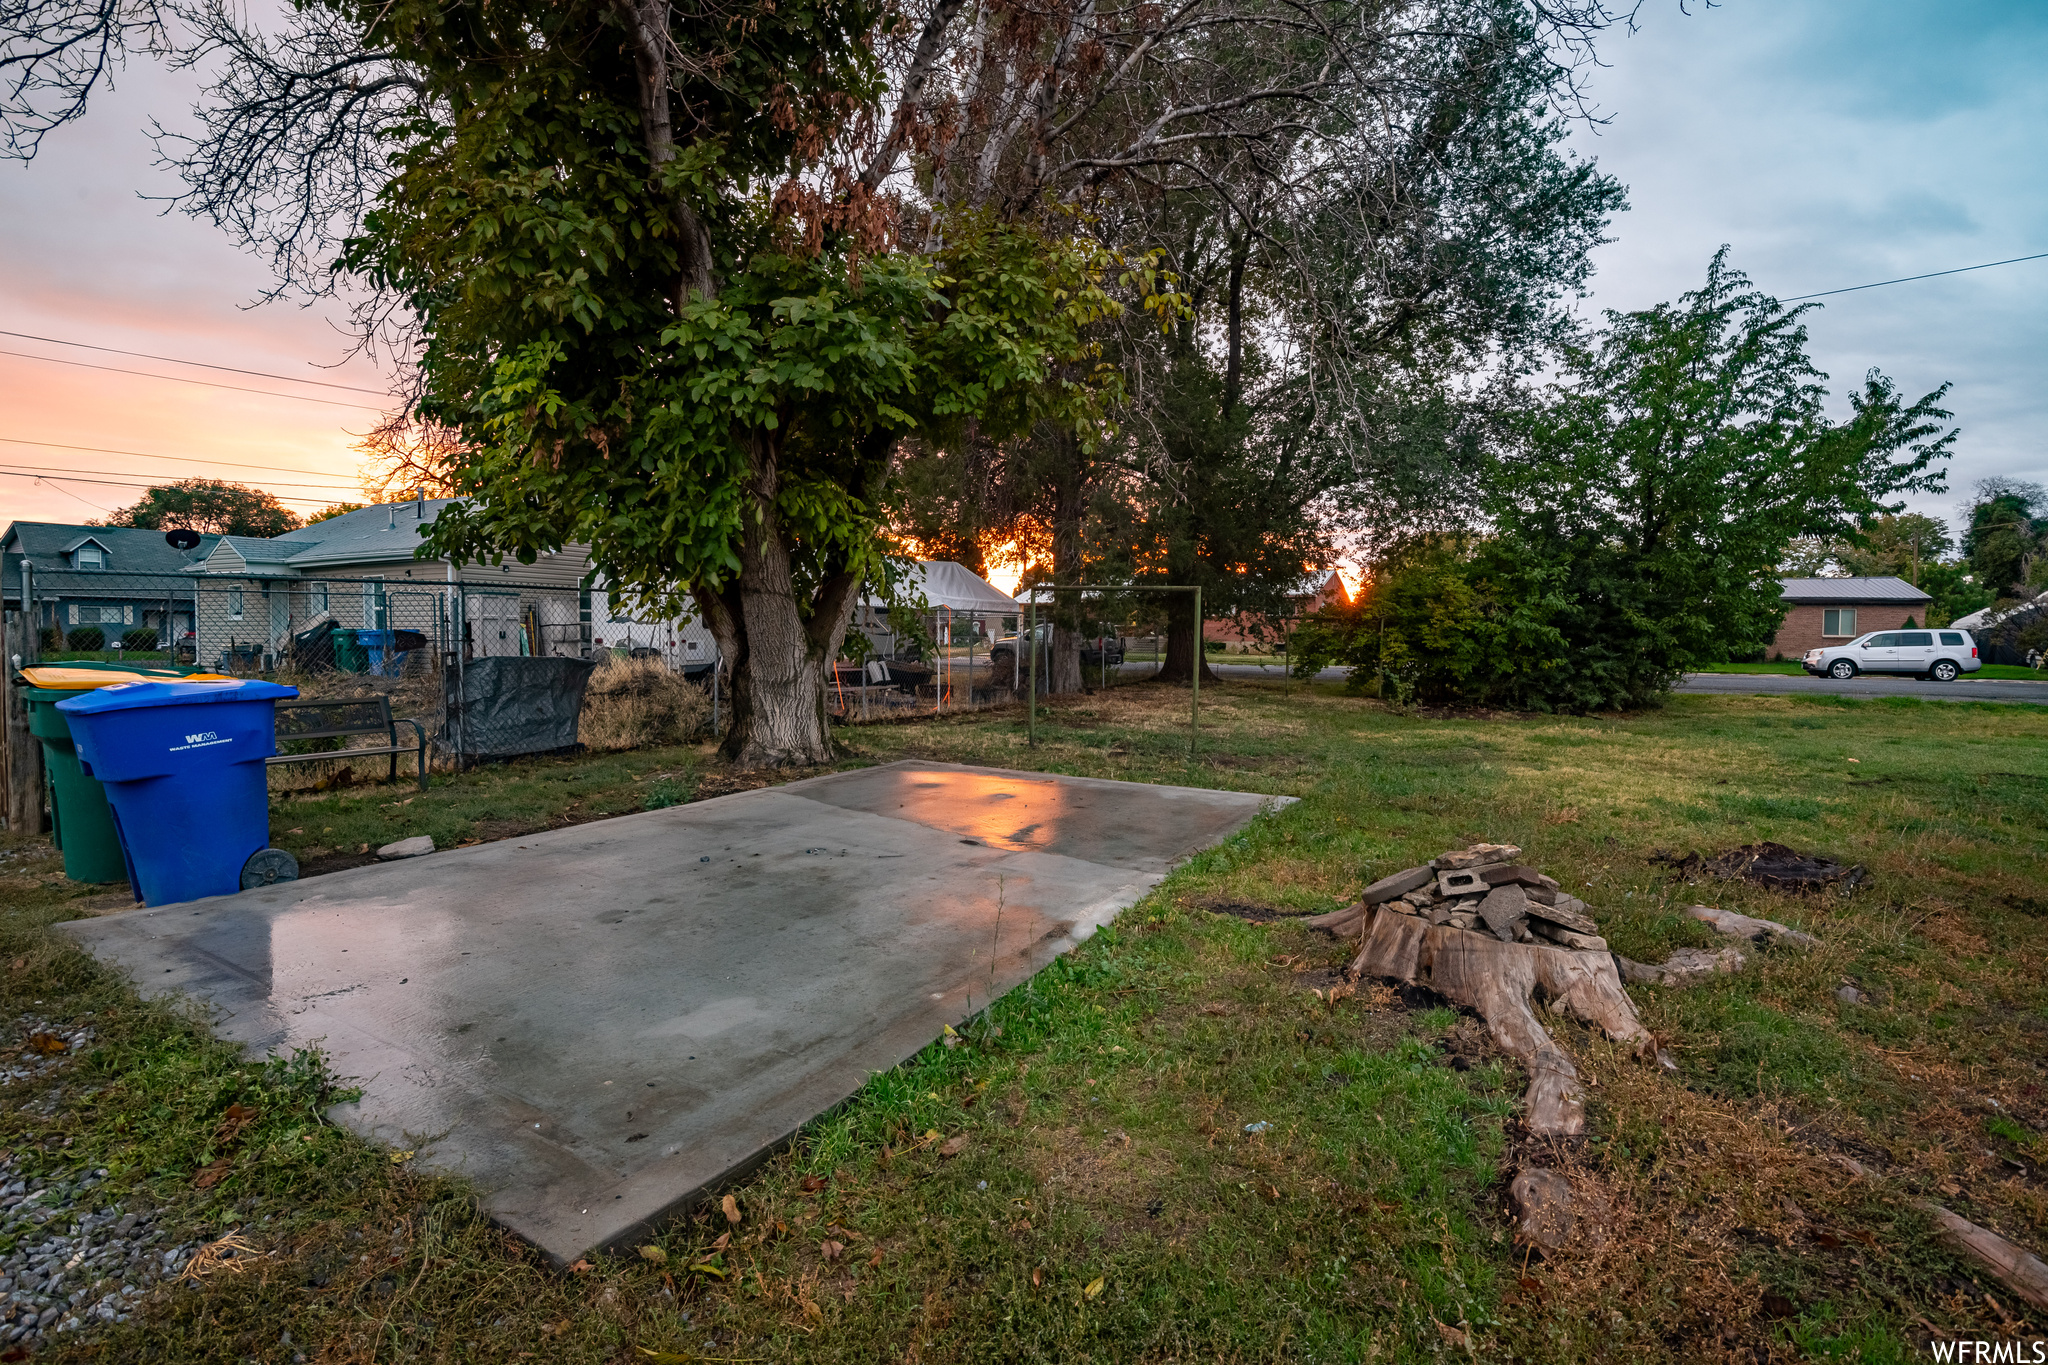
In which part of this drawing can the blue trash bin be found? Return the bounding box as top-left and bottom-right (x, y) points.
(356, 629), (395, 674)
(57, 679), (301, 906)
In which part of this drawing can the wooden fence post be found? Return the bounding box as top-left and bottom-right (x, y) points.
(3, 612), (45, 834)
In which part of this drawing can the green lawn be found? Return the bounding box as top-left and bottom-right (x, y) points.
(1696, 659), (2046, 680)
(3, 682), (2044, 1361)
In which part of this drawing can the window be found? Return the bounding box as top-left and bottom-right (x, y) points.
(363, 578), (388, 629)
(1902, 632), (1933, 647)
(310, 582), (328, 616)
(75, 544), (104, 570)
(228, 588), (244, 620)
(1940, 632), (1965, 646)
(1822, 608), (1857, 637)
(1866, 633), (1901, 648)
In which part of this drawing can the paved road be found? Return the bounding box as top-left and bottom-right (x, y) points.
(1674, 672), (2048, 704)
(1112, 660), (2047, 704)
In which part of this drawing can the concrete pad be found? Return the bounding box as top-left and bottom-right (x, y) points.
(59, 760), (1289, 1264)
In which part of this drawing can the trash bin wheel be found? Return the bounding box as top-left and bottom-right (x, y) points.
(241, 848), (300, 890)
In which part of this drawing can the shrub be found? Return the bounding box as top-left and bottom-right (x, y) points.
(121, 627), (159, 651)
(37, 627), (60, 652)
(1290, 536), (1571, 709)
(65, 626), (105, 651)
(579, 656), (711, 750)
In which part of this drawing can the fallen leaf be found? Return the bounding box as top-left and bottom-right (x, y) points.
(1010, 1218), (1033, 1232)
(1256, 1181), (1281, 1203)
(710, 1231), (731, 1251)
(638, 1245), (667, 1264)
(214, 1102), (260, 1143)
(1516, 1276), (1542, 1295)
(1032, 1267), (1042, 1288)
(569, 1259), (594, 1275)
(1083, 1276), (1105, 1300)
(1199, 1003), (1230, 1017)
(722, 1193), (741, 1224)
(27, 1032), (65, 1055)
(867, 1247), (883, 1268)
(1434, 1318), (1467, 1347)
(687, 1262), (725, 1278)
(1761, 1293), (1796, 1320)
(800, 1175), (828, 1194)
(820, 1240), (845, 1262)
(9, 958), (24, 972)
(939, 1135), (967, 1157)
(387, 1149), (415, 1165)
(192, 1156), (231, 1190)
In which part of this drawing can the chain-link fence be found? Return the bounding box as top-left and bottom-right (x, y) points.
(15, 567), (719, 770)
(827, 602), (1159, 721)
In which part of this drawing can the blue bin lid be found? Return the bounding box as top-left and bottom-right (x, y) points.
(55, 678), (299, 714)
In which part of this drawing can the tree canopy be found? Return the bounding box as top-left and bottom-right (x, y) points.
(1295, 253), (1958, 709)
(95, 478), (300, 537)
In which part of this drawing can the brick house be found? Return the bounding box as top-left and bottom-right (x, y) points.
(1204, 570), (1351, 650)
(1773, 577), (1932, 659)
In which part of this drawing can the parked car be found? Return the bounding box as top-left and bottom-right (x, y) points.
(1802, 629), (1980, 681)
(988, 625), (1125, 676)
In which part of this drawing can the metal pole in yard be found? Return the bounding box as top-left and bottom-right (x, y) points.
(1026, 594), (1037, 747)
(1190, 585), (1201, 762)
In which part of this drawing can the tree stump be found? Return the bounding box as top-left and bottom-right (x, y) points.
(1346, 905), (1650, 1136)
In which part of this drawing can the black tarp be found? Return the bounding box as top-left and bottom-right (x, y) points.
(443, 656), (597, 760)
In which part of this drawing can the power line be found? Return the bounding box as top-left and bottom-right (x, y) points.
(0, 435), (359, 481)
(1785, 251), (2048, 302)
(26, 476), (111, 514)
(0, 469), (343, 507)
(0, 349), (390, 409)
(0, 328), (395, 396)
(0, 461), (360, 492)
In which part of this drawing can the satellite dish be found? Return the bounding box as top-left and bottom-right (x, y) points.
(164, 528), (202, 550)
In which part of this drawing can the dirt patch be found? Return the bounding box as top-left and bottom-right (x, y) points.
(692, 767), (830, 801)
(1198, 898), (1307, 924)
(1652, 840), (1868, 894)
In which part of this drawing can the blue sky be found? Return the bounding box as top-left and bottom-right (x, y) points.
(0, 1), (2041, 537)
(1565, 0), (2048, 537)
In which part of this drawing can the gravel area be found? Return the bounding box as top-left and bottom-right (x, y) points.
(0, 1013), (209, 1352)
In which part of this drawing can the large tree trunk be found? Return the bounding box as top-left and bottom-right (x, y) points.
(694, 432), (861, 768)
(1154, 588), (1217, 684)
(1047, 428), (1085, 694)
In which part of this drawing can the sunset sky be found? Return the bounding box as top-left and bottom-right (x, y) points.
(1, 0), (2042, 547)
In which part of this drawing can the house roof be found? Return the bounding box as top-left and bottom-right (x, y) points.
(2, 521), (221, 600)
(1951, 591), (2048, 631)
(1778, 576), (1931, 605)
(265, 499), (457, 568)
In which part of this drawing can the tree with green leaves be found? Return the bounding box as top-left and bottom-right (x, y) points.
(1961, 478), (2046, 603)
(1484, 253), (1954, 706)
(96, 479), (300, 537)
(1298, 253), (1958, 709)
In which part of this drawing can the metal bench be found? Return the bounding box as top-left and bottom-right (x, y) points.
(267, 696), (429, 790)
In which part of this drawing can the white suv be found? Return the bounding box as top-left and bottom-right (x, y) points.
(1803, 629), (1981, 682)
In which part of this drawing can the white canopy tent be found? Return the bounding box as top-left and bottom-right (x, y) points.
(860, 560), (1018, 615)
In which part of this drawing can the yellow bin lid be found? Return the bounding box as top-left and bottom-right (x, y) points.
(18, 666), (233, 690)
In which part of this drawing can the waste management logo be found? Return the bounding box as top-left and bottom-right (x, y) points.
(169, 730), (233, 753)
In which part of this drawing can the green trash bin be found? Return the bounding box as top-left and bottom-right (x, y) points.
(17, 661), (205, 885)
(331, 629), (368, 673)
(23, 688), (130, 884)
